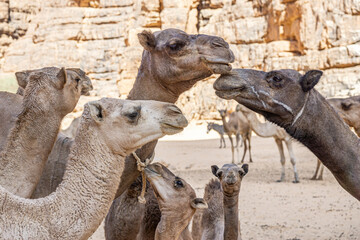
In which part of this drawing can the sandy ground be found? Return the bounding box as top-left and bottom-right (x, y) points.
(90, 123), (360, 240)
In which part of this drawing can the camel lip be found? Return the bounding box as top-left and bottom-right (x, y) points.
(215, 89), (243, 100)
(201, 57), (233, 66)
(160, 122), (185, 135)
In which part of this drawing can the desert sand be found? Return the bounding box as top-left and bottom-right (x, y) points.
(90, 122), (360, 240)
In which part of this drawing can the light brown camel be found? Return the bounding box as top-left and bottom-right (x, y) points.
(0, 67), (92, 197)
(214, 68), (360, 200)
(192, 163), (248, 240)
(218, 109), (252, 163)
(237, 105), (299, 183)
(29, 28), (234, 200)
(0, 98), (188, 239)
(311, 96), (360, 180)
(143, 163), (207, 240)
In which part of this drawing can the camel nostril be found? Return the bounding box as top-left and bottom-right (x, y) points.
(211, 39), (228, 49)
(167, 105), (183, 115)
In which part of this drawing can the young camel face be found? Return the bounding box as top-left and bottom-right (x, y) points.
(87, 99), (188, 155)
(207, 122), (214, 134)
(211, 164), (248, 194)
(16, 67), (93, 115)
(214, 69), (323, 127)
(144, 163), (207, 216)
(138, 28), (235, 86)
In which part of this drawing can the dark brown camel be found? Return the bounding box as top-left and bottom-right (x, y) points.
(214, 68), (360, 201)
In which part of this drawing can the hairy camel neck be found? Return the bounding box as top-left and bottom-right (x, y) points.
(286, 91), (360, 200)
(0, 125), (125, 239)
(220, 116), (232, 133)
(155, 213), (193, 240)
(223, 191), (240, 240)
(246, 112), (278, 137)
(0, 109), (63, 197)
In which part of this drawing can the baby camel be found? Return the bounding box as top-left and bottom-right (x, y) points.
(0, 67), (92, 197)
(144, 163), (207, 240)
(214, 68), (360, 200)
(0, 98), (187, 239)
(192, 163), (248, 240)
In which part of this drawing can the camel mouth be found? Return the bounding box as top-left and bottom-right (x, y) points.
(160, 122), (185, 135)
(214, 89), (244, 99)
(201, 57), (233, 74)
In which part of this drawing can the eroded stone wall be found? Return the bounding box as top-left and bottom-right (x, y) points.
(0, 0), (359, 119)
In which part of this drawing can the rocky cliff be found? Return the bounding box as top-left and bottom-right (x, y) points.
(0, 0), (359, 119)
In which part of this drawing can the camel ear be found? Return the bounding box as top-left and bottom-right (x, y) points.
(138, 30), (156, 52)
(341, 101), (353, 111)
(300, 70), (322, 92)
(88, 102), (105, 123)
(56, 67), (68, 89)
(15, 71), (30, 89)
(211, 165), (219, 177)
(239, 164), (249, 177)
(191, 198), (208, 209)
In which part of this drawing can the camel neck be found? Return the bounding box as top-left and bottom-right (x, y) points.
(0, 109), (63, 197)
(155, 214), (193, 240)
(0, 121), (126, 239)
(127, 54), (178, 103)
(246, 112), (278, 137)
(286, 90), (360, 200)
(223, 191), (240, 240)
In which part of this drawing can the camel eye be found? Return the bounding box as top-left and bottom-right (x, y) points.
(174, 178), (184, 188)
(272, 76), (282, 82)
(75, 77), (81, 83)
(168, 41), (185, 51)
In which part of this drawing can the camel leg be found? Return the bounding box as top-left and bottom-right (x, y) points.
(222, 135), (226, 148)
(235, 133), (240, 148)
(310, 158), (321, 180)
(285, 140), (299, 183)
(219, 137), (223, 148)
(317, 161), (324, 180)
(228, 134), (235, 164)
(240, 138), (247, 164)
(248, 134), (253, 163)
(275, 139), (286, 182)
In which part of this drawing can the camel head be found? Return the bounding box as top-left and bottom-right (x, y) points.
(218, 109), (228, 118)
(84, 99), (188, 156)
(137, 28), (234, 92)
(207, 122), (214, 134)
(145, 163), (207, 218)
(211, 163), (248, 195)
(15, 67), (93, 115)
(214, 69), (323, 128)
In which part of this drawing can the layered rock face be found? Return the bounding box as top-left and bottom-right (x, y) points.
(0, 0), (359, 119)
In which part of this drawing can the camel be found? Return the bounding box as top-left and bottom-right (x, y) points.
(0, 98), (188, 239)
(207, 122), (226, 148)
(213, 68), (360, 200)
(236, 104), (299, 183)
(0, 67), (93, 197)
(311, 96), (360, 180)
(219, 108), (252, 163)
(192, 163), (249, 240)
(142, 163), (207, 240)
(29, 28), (234, 200)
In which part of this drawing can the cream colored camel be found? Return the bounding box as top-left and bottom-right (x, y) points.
(311, 96), (360, 180)
(143, 163), (207, 240)
(192, 163), (248, 240)
(214, 68), (360, 200)
(0, 98), (187, 239)
(237, 105), (299, 183)
(0, 67), (92, 198)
